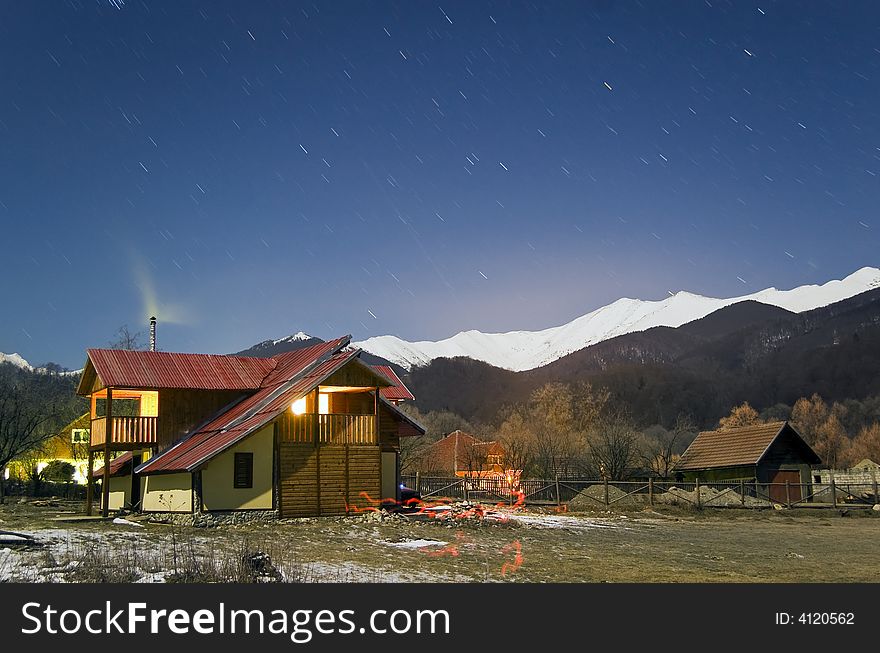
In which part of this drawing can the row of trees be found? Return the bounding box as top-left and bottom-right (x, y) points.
(718, 396), (880, 469)
(0, 363), (84, 501)
(402, 382), (699, 480)
(402, 385), (880, 480)
(0, 324), (139, 500)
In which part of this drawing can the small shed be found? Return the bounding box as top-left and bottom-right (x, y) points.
(673, 421), (821, 503)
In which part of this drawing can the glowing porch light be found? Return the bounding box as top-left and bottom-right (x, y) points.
(291, 397), (307, 415)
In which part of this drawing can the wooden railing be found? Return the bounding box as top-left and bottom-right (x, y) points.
(281, 413), (376, 444)
(91, 416), (158, 447)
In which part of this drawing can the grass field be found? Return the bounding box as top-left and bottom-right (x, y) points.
(2, 500), (879, 582)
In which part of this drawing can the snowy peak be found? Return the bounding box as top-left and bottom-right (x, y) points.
(274, 331), (314, 344)
(355, 266), (880, 372)
(234, 331), (324, 358)
(0, 352), (32, 371)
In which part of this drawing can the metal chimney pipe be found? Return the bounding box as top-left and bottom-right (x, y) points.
(149, 316), (157, 352)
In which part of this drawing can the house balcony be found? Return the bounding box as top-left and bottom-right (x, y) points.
(91, 416), (158, 449)
(282, 413), (376, 445)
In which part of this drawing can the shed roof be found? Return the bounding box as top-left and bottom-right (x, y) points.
(673, 421), (819, 472)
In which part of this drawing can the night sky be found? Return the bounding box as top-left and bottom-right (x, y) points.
(1, 1), (878, 368)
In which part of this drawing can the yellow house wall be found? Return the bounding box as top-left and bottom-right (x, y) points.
(141, 473), (193, 512)
(107, 475), (131, 511)
(201, 424), (274, 511)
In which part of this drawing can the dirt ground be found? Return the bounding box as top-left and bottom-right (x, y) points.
(2, 500), (879, 583)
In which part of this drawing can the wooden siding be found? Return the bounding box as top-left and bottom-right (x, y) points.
(322, 362), (389, 389)
(157, 389), (245, 451)
(278, 443), (380, 517)
(378, 401), (401, 451)
(761, 428), (818, 467)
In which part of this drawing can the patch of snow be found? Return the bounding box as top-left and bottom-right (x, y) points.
(383, 538), (449, 549)
(495, 511), (622, 530)
(0, 533), (33, 544)
(112, 517), (144, 528)
(355, 266), (880, 371)
(274, 331), (314, 344)
(0, 547), (25, 581)
(135, 571), (169, 583)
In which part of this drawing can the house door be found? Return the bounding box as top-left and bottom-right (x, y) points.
(767, 469), (802, 503)
(381, 451), (398, 502)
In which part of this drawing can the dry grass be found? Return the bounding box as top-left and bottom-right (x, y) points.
(2, 500), (879, 583)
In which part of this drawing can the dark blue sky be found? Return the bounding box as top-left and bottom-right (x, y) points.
(1, 1), (878, 368)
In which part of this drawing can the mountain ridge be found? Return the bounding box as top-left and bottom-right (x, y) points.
(405, 287), (880, 426)
(355, 266), (880, 372)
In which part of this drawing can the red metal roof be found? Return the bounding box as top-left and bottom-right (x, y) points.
(137, 340), (357, 474)
(93, 451), (133, 478)
(84, 349), (276, 391)
(372, 365), (416, 402)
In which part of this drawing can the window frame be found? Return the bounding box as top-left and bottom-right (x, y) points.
(71, 428), (90, 444)
(233, 452), (254, 489)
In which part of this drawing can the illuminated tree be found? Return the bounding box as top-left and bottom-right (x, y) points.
(718, 402), (762, 429)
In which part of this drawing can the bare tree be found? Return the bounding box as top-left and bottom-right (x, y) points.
(0, 373), (64, 503)
(587, 408), (640, 480)
(109, 324), (147, 350)
(398, 431), (434, 475)
(496, 409), (535, 477)
(640, 413), (697, 478)
(458, 437), (491, 477)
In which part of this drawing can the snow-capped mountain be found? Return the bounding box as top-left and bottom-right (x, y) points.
(355, 266), (880, 372)
(234, 331), (324, 358)
(0, 352), (32, 371)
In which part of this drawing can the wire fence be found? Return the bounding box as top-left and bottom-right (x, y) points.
(401, 473), (879, 509)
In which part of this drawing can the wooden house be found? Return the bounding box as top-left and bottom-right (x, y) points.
(672, 421), (821, 503)
(77, 336), (424, 518)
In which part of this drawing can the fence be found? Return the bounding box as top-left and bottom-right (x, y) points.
(400, 474), (879, 510)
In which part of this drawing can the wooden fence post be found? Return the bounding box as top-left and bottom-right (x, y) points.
(872, 468), (878, 504)
(415, 471), (421, 496)
(648, 477), (654, 507)
(695, 478), (701, 509)
(739, 480), (745, 506)
(830, 471), (837, 508)
(785, 480), (791, 508)
(85, 449), (94, 516)
(462, 477), (469, 503)
(603, 478), (610, 507)
(555, 474), (561, 507)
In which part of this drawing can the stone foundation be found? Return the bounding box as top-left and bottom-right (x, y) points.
(142, 509), (279, 528)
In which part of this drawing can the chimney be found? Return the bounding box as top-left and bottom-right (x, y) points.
(149, 316), (157, 352)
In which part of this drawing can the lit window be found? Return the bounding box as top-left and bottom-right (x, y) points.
(319, 393), (329, 415)
(140, 391), (159, 417)
(71, 429), (90, 444)
(291, 397), (307, 415)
